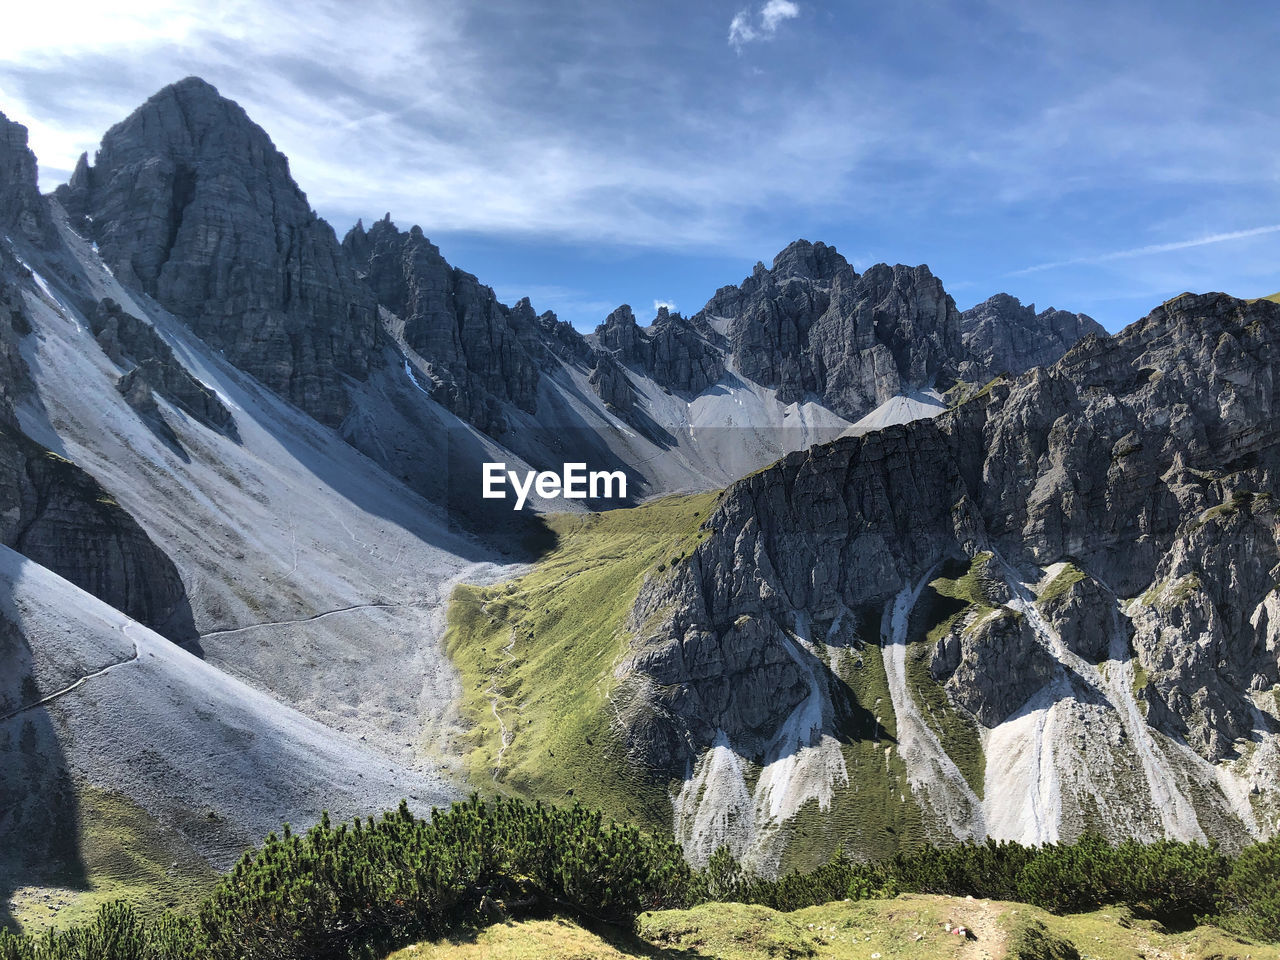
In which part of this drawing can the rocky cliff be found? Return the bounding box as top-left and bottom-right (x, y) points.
(341, 215), (568, 434)
(55, 77), (377, 426)
(619, 290), (1280, 867)
(593, 304), (724, 395)
(694, 240), (964, 419)
(1, 112), (194, 640)
(0, 111), (56, 247)
(0, 275), (191, 639)
(959, 292), (1107, 377)
(90, 297), (236, 436)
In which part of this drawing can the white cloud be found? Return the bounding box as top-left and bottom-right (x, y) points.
(728, 12), (756, 47)
(729, 0), (799, 49)
(760, 0), (800, 32)
(653, 299), (677, 313)
(1011, 224), (1280, 276)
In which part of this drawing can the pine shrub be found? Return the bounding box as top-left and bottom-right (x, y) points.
(1218, 836), (1280, 941)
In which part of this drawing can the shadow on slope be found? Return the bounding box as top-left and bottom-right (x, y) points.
(0, 590), (86, 933)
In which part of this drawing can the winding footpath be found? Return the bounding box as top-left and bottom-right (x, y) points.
(0, 625), (140, 725)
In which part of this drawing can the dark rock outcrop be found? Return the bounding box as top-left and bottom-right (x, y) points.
(624, 291), (1280, 771)
(342, 216), (578, 434)
(931, 607), (1057, 726)
(89, 298), (234, 435)
(593, 304), (724, 395)
(695, 240), (963, 419)
(587, 349), (634, 411)
(0, 271), (32, 426)
(55, 77), (377, 426)
(960, 293), (1107, 378)
(0, 415), (192, 640)
(0, 111), (56, 246)
(0, 265), (191, 640)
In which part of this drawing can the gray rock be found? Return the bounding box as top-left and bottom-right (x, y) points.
(89, 298), (235, 436)
(960, 293), (1107, 378)
(0, 407), (193, 641)
(592, 304), (725, 395)
(932, 607), (1057, 726)
(342, 215), (582, 435)
(0, 111), (56, 246)
(623, 291), (1280, 773)
(695, 240), (964, 418)
(55, 77), (377, 427)
(588, 349), (635, 411)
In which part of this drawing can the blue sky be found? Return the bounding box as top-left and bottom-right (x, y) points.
(2, 0), (1278, 331)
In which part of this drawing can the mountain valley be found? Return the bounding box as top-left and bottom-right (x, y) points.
(0, 75), (1278, 950)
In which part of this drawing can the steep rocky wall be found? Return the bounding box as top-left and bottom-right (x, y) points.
(624, 292), (1280, 774)
(342, 216), (570, 434)
(0, 279), (192, 639)
(959, 292), (1106, 378)
(593, 304), (724, 395)
(55, 78), (377, 427)
(696, 241), (978, 420)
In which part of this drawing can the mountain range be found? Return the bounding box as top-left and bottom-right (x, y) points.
(1, 76), (1275, 923)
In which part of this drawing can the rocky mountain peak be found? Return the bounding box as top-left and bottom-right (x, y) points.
(591, 303), (723, 396)
(596, 304), (643, 355)
(52, 77), (377, 426)
(768, 238), (850, 283)
(342, 214), (562, 434)
(960, 292), (1107, 377)
(0, 110), (56, 246)
(697, 244), (960, 417)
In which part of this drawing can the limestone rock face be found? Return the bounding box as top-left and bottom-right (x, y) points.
(0, 111), (56, 246)
(587, 349), (634, 411)
(960, 293), (1107, 378)
(932, 607), (1057, 726)
(0, 403), (191, 640)
(623, 291), (1280, 773)
(55, 77), (377, 426)
(0, 270), (32, 427)
(0, 266), (190, 639)
(342, 216), (576, 434)
(593, 304), (724, 395)
(696, 240), (963, 419)
(89, 298), (235, 435)
(1037, 570), (1115, 663)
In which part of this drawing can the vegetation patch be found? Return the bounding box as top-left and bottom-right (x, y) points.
(907, 554), (998, 648)
(818, 629), (924, 866)
(4, 798), (1280, 959)
(443, 493), (718, 830)
(903, 645), (984, 799)
(1139, 574), (1203, 611)
(2, 787), (216, 936)
(1036, 563), (1086, 607)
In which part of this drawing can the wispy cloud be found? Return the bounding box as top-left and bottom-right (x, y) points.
(1010, 224), (1280, 276)
(653, 299), (676, 313)
(1, 0), (1277, 329)
(729, 0), (799, 50)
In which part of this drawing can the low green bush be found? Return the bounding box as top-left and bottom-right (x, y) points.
(1, 799), (1274, 959)
(1218, 836), (1280, 941)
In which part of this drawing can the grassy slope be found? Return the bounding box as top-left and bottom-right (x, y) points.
(776, 635), (927, 874)
(445, 501), (995, 871)
(387, 893), (1280, 959)
(901, 556), (990, 798)
(444, 493), (718, 830)
(2, 787), (216, 934)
